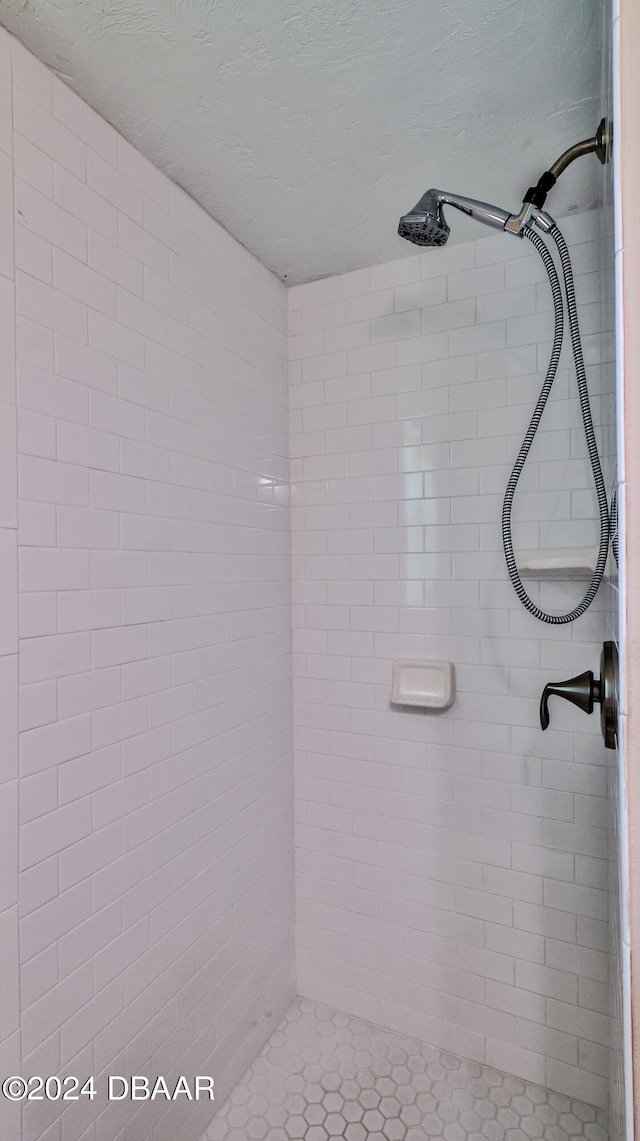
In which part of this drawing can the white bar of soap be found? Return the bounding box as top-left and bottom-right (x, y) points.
(391, 660), (455, 710)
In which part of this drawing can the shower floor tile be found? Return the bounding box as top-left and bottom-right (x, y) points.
(200, 998), (608, 1141)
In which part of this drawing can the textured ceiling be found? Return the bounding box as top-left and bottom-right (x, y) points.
(0, 0), (603, 284)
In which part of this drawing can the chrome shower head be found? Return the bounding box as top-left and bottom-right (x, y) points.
(398, 191), (450, 247)
(398, 189), (513, 247)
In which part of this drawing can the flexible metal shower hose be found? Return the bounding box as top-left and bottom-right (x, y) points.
(501, 222), (610, 624)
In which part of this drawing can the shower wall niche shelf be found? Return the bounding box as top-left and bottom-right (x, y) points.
(516, 547), (598, 580)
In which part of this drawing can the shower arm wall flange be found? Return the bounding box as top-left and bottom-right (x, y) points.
(504, 118), (611, 236)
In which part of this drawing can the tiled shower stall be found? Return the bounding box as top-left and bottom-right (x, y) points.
(0, 13), (626, 1141)
(289, 207), (616, 1108)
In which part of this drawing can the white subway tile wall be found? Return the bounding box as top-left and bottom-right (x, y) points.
(1, 26), (295, 1141)
(0, 30), (21, 1141)
(289, 213), (614, 1108)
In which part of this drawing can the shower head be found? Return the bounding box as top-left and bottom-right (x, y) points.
(397, 191), (450, 247)
(398, 189), (513, 247)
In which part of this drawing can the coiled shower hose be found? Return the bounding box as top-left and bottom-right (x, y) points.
(501, 222), (610, 624)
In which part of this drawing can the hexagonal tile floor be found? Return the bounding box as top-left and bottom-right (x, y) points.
(200, 997), (608, 1141)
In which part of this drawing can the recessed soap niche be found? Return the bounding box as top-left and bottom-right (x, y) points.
(391, 660), (456, 711)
